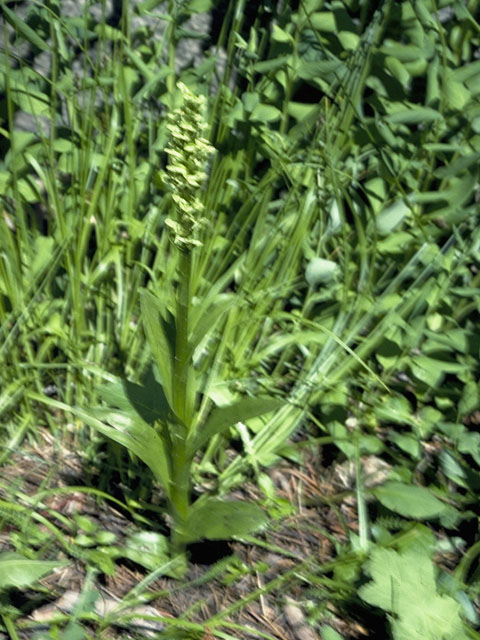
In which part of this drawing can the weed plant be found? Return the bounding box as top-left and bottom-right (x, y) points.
(1, 0), (480, 638)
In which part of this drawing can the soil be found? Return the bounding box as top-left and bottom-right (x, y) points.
(0, 429), (417, 640)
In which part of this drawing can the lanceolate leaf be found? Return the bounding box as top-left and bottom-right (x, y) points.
(183, 498), (268, 542)
(70, 405), (172, 499)
(188, 396), (283, 455)
(98, 368), (170, 426)
(140, 289), (175, 409)
(0, 552), (64, 589)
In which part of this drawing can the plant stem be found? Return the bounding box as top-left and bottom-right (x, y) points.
(170, 248), (194, 558)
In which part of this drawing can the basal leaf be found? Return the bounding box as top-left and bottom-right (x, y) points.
(184, 498), (268, 542)
(0, 552), (64, 589)
(71, 405), (172, 499)
(189, 396), (283, 454)
(372, 482), (449, 519)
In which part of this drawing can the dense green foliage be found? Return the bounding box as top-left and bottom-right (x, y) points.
(1, 0), (480, 637)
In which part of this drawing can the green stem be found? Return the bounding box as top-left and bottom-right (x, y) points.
(174, 250), (193, 426)
(170, 248), (194, 559)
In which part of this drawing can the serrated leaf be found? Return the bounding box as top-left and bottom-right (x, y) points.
(0, 553), (64, 589)
(359, 547), (467, 640)
(184, 498), (268, 542)
(373, 482), (449, 519)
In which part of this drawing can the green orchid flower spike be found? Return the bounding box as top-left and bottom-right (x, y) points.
(163, 82), (215, 251)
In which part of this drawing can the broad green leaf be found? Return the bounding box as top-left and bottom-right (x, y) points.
(0, 552), (64, 589)
(375, 395), (415, 427)
(409, 356), (468, 387)
(242, 92), (260, 112)
(459, 380), (480, 416)
(140, 289), (175, 409)
(70, 405), (172, 499)
(373, 482), (450, 519)
(99, 368), (170, 426)
(359, 547), (467, 640)
(189, 397), (283, 454)
(10, 85), (51, 117)
(184, 498), (268, 542)
(309, 12), (336, 31)
(305, 258), (339, 287)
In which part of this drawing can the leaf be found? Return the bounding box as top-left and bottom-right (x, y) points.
(2, 6), (50, 52)
(376, 200), (410, 235)
(320, 628), (344, 640)
(99, 367), (170, 426)
(305, 258), (339, 287)
(409, 355), (468, 387)
(189, 396), (283, 454)
(184, 498), (268, 542)
(0, 552), (64, 589)
(31, 236), (55, 279)
(434, 152), (480, 178)
(140, 289), (175, 409)
(359, 547), (468, 640)
(249, 104), (282, 123)
(121, 531), (170, 571)
(372, 482), (450, 519)
(385, 106), (443, 125)
(70, 405), (172, 499)
(189, 294), (235, 356)
(10, 84), (51, 117)
(187, 0), (214, 11)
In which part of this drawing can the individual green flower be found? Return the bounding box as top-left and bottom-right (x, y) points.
(163, 82), (214, 251)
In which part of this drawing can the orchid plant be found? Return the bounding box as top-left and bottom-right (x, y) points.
(45, 82), (283, 572)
